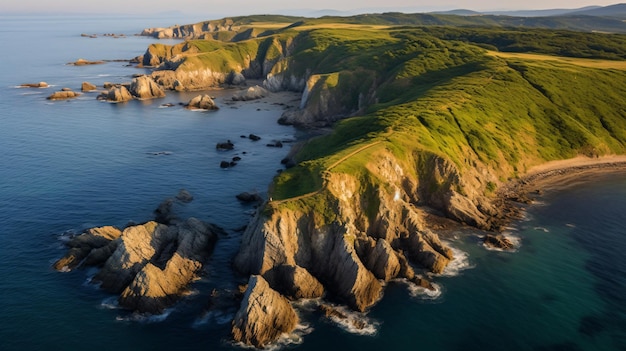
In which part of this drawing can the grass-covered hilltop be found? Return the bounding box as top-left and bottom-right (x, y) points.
(137, 12), (626, 348)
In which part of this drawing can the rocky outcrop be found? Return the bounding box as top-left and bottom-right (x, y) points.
(20, 82), (48, 88)
(81, 81), (97, 91)
(231, 275), (298, 349)
(186, 95), (218, 110)
(46, 90), (81, 100)
(53, 226), (122, 271)
(232, 85), (269, 101)
(105, 86), (133, 102)
(129, 75), (165, 99)
(141, 19), (239, 39)
(55, 217), (219, 314)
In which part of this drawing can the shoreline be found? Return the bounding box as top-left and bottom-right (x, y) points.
(494, 155), (626, 231)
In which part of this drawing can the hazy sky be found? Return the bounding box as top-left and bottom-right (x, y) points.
(1, 0), (620, 15)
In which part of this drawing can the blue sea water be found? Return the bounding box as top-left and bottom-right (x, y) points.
(0, 15), (625, 351)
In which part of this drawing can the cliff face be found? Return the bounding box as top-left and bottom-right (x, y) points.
(234, 147), (495, 314)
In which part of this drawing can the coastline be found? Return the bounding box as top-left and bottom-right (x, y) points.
(495, 155), (626, 229)
(512, 155), (626, 193)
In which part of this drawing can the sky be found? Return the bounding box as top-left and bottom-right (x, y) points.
(1, 0), (621, 16)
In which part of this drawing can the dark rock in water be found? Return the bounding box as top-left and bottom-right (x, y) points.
(220, 161), (231, 168)
(175, 189), (194, 203)
(154, 198), (175, 224)
(216, 140), (234, 150)
(483, 234), (515, 250)
(266, 141), (283, 148)
(236, 192), (262, 203)
(230, 161), (238, 167)
(232, 156), (242, 162)
(248, 134), (261, 141)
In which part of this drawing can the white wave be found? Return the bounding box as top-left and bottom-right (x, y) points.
(291, 297), (322, 312)
(565, 223), (576, 228)
(99, 296), (120, 310)
(98, 74), (112, 77)
(264, 323), (313, 351)
(407, 281), (443, 300)
(533, 226), (550, 233)
(482, 232), (521, 252)
(439, 244), (473, 277)
(322, 305), (379, 336)
(116, 309), (173, 323)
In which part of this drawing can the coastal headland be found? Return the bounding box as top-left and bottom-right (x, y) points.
(52, 12), (626, 349)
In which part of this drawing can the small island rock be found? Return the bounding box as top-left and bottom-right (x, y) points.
(186, 94), (219, 110)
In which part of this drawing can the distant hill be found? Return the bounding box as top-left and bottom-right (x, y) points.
(569, 3), (626, 18)
(484, 6), (601, 17)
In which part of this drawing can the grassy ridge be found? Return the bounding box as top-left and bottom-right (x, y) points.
(145, 22), (626, 201)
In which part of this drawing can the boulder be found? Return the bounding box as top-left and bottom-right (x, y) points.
(216, 140), (234, 150)
(81, 81), (97, 91)
(232, 85), (269, 101)
(106, 86), (133, 102)
(232, 275), (298, 348)
(186, 94), (219, 110)
(129, 75), (165, 99)
(248, 134), (261, 141)
(20, 82), (48, 88)
(46, 90), (81, 100)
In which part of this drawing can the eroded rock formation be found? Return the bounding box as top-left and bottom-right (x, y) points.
(129, 75), (166, 99)
(186, 94), (219, 110)
(54, 192), (221, 314)
(231, 275), (299, 348)
(232, 85), (269, 101)
(46, 90), (81, 100)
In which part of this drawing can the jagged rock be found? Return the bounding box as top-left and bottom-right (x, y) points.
(262, 264), (324, 300)
(319, 304), (366, 330)
(232, 275), (298, 348)
(119, 219), (217, 313)
(154, 198), (175, 224)
(129, 75), (165, 99)
(236, 192), (263, 203)
(483, 234), (515, 250)
(220, 161), (232, 168)
(405, 229), (453, 274)
(20, 82), (48, 88)
(186, 94), (219, 110)
(356, 237), (401, 281)
(53, 226), (122, 271)
(105, 86), (133, 102)
(46, 90), (81, 100)
(103, 82), (115, 89)
(232, 85), (269, 101)
(81, 81), (97, 91)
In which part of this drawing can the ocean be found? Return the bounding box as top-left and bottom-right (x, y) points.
(0, 15), (625, 351)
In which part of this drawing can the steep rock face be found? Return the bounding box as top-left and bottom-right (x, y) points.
(231, 275), (298, 349)
(129, 75), (165, 99)
(234, 147), (502, 346)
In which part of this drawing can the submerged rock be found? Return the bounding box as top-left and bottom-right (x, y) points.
(20, 82), (48, 88)
(231, 275), (298, 348)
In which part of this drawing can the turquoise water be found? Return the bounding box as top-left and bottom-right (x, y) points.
(1, 15), (625, 351)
